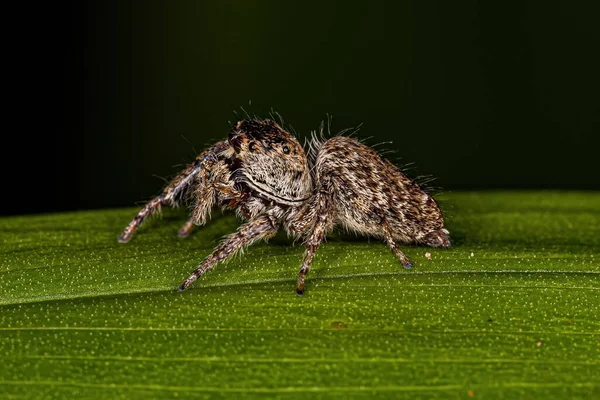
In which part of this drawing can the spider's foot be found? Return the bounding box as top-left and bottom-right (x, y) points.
(177, 220), (195, 238)
(177, 229), (191, 238)
(178, 279), (193, 292)
(296, 266), (309, 296)
(118, 223), (137, 243)
(118, 232), (132, 243)
(177, 275), (197, 292)
(398, 255), (413, 269)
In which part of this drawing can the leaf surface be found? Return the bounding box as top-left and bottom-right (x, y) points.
(1, 191), (599, 399)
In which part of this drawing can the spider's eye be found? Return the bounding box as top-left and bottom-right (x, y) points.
(282, 145), (290, 154)
(249, 142), (256, 152)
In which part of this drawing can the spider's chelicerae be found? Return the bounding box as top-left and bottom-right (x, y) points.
(119, 118), (450, 295)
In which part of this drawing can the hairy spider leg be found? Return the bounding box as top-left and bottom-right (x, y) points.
(178, 215), (279, 291)
(381, 220), (413, 269)
(177, 217), (196, 238)
(296, 191), (332, 296)
(118, 161), (202, 243)
(118, 141), (229, 243)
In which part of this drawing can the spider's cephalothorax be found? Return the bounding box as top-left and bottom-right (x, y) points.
(119, 118), (450, 295)
(229, 119), (312, 208)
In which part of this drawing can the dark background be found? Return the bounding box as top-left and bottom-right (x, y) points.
(5, 1), (600, 216)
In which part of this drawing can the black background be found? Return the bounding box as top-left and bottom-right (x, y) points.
(4, 1), (600, 216)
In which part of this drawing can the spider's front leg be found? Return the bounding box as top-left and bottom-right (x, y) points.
(118, 141), (229, 243)
(177, 217), (196, 238)
(178, 214), (279, 291)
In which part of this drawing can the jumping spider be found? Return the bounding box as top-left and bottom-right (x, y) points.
(119, 119), (450, 295)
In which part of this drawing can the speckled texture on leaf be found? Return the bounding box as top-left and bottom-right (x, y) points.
(0, 191), (598, 399)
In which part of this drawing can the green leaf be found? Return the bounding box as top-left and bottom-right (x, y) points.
(1, 191), (598, 399)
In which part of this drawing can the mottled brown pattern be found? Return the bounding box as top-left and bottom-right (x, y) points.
(119, 118), (450, 295)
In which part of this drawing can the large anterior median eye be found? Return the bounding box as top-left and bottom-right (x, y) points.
(282, 145), (290, 154)
(249, 142), (256, 152)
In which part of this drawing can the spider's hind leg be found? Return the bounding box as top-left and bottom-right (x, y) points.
(381, 220), (413, 269)
(296, 192), (334, 296)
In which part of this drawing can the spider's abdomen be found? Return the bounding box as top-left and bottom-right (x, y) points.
(313, 136), (449, 246)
